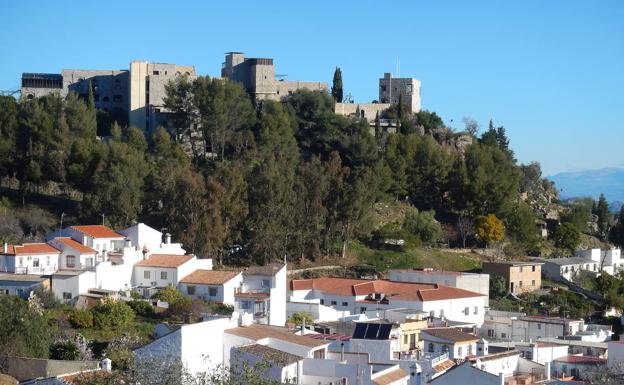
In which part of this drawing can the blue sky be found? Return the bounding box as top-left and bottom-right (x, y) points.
(2, 1), (622, 175)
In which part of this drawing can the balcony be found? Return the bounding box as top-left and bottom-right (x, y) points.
(15, 266), (56, 275)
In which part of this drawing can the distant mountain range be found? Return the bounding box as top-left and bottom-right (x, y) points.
(548, 168), (624, 210)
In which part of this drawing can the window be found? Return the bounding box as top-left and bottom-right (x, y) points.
(240, 300), (251, 310)
(209, 287), (217, 297)
(404, 335), (409, 344)
(381, 85), (387, 92)
(501, 333), (507, 339)
(428, 343), (434, 353)
(537, 323), (542, 330)
(464, 307), (469, 315)
(160, 271), (168, 280)
(63, 292), (72, 300)
(187, 286), (196, 295)
(331, 301), (337, 306)
(66, 255), (76, 268)
(468, 344), (473, 355)
(342, 302), (348, 306)
(33, 258), (39, 268)
(320, 299), (325, 305)
(144, 271), (151, 279)
(532, 280), (536, 286)
(262, 279), (271, 287)
(153, 70), (160, 75)
(154, 108), (161, 113)
(532, 266), (536, 272)
(313, 349), (325, 359)
(360, 307), (367, 314)
(405, 84), (413, 94)
(86, 258), (93, 267)
(458, 346), (463, 357)
(474, 306), (478, 315)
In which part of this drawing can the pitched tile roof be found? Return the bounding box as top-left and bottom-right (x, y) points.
(420, 328), (479, 343)
(432, 359), (456, 373)
(2, 243), (60, 255)
(54, 237), (97, 254)
(235, 344), (303, 365)
(71, 225), (124, 239)
(225, 324), (329, 348)
(134, 254), (194, 268)
(290, 277), (485, 302)
(554, 355), (606, 364)
(372, 367), (409, 385)
(179, 270), (240, 285)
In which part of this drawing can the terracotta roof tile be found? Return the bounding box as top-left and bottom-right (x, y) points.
(554, 355), (606, 364)
(421, 328), (479, 343)
(290, 277), (485, 302)
(225, 324), (329, 348)
(244, 263), (284, 276)
(3, 243), (60, 255)
(372, 367), (409, 385)
(135, 254), (194, 268)
(180, 270), (240, 285)
(71, 225), (124, 239)
(432, 359), (456, 373)
(54, 237), (97, 254)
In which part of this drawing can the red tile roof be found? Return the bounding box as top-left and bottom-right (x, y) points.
(372, 367), (409, 385)
(2, 243), (60, 255)
(180, 270), (241, 285)
(554, 355), (606, 364)
(290, 277), (485, 302)
(225, 324), (329, 348)
(54, 237), (97, 254)
(432, 359), (456, 373)
(71, 225), (124, 239)
(134, 254), (194, 268)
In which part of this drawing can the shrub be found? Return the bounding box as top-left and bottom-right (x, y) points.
(403, 209), (442, 245)
(50, 341), (80, 360)
(212, 303), (234, 315)
(92, 299), (135, 329)
(68, 309), (93, 329)
(128, 300), (155, 317)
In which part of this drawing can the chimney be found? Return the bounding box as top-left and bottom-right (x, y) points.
(164, 233), (171, 244)
(3, 242), (7, 254)
(340, 342), (345, 361)
(101, 358), (112, 372)
(545, 361), (551, 380)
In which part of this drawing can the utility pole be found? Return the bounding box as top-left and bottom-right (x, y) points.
(59, 212), (66, 232)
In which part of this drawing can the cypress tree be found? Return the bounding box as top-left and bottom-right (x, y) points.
(331, 67), (343, 103)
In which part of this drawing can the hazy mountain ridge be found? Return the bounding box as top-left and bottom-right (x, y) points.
(548, 167), (624, 205)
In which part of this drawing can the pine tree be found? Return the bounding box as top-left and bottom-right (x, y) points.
(609, 206), (624, 248)
(87, 80), (95, 110)
(331, 67), (343, 103)
(595, 193), (612, 240)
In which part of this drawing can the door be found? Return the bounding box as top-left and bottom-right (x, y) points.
(510, 282), (514, 293)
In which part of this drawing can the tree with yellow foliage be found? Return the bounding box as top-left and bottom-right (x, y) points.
(476, 214), (504, 247)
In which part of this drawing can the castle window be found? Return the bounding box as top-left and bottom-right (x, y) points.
(153, 71), (159, 75)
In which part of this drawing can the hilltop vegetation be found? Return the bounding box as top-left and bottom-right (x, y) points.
(0, 77), (619, 265)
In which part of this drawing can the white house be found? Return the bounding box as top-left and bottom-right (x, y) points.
(575, 248), (622, 275)
(419, 328), (479, 360)
(428, 351), (548, 385)
(178, 270), (242, 305)
(132, 254), (213, 291)
(0, 242), (59, 275)
(51, 270), (96, 304)
(119, 223), (186, 257)
(389, 268), (490, 299)
(235, 264), (287, 327)
(515, 342), (569, 365)
(551, 355), (606, 380)
(478, 310), (526, 341)
(48, 237), (98, 270)
(289, 277), (488, 327)
(511, 316), (584, 342)
(55, 225), (127, 259)
(543, 257), (598, 281)
(0, 274), (48, 298)
(231, 344), (302, 383)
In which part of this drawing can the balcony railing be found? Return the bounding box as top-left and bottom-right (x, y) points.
(14, 266), (56, 275)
